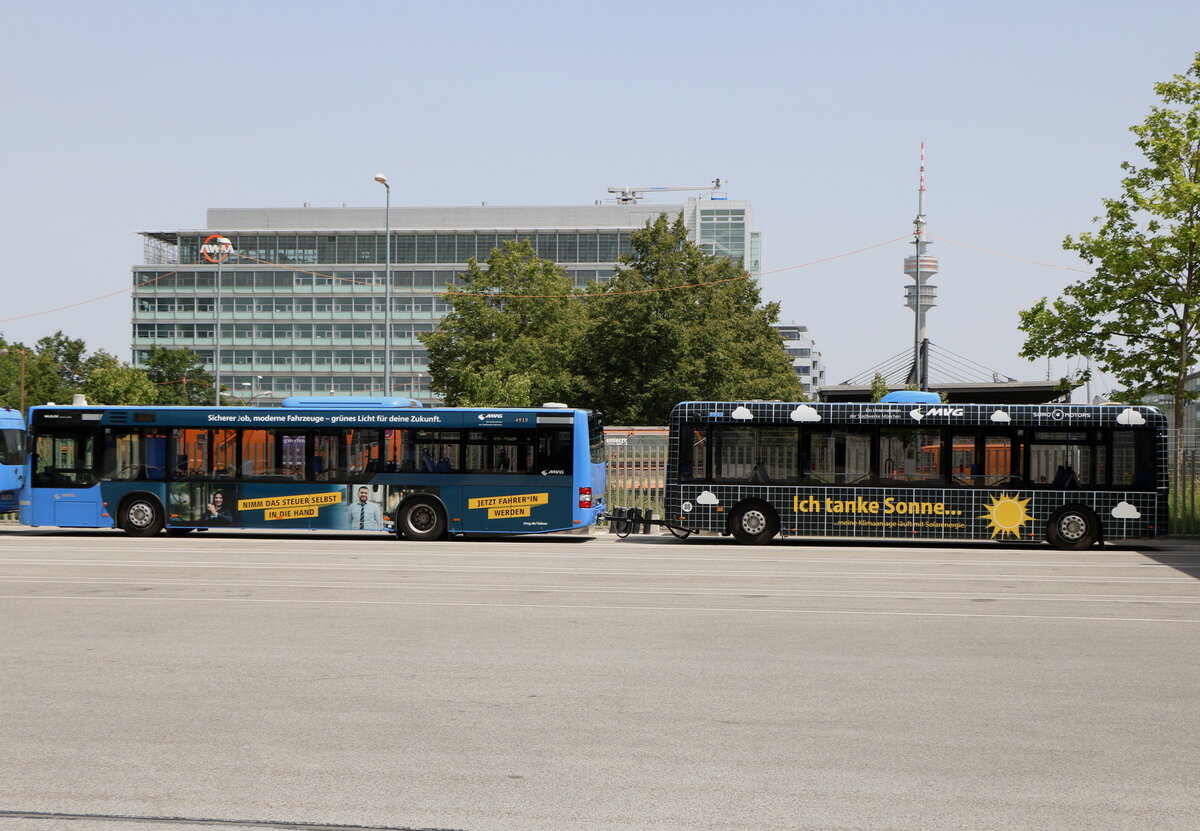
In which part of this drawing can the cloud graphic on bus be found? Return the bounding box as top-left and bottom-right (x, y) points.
(1117, 408), (1146, 426)
(1111, 502), (1141, 519)
(730, 406), (754, 420)
(990, 410), (1011, 423)
(696, 490), (720, 505)
(790, 405), (821, 422)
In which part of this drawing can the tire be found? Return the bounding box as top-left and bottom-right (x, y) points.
(121, 496), (164, 537)
(1046, 504), (1100, 550)
(397, 496), (447, 541)
(729, 500), (779, 545)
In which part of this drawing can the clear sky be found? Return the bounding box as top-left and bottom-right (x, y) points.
(2, 0), (1198, 400)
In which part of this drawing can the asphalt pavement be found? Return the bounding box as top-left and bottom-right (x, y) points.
(1, 528), (1198, 831)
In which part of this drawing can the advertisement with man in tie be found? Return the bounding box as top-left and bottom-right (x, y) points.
(347, 484), (385, 531)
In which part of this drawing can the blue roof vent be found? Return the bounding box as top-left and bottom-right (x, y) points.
(281, 396), (423, 409)
(880, 391), (942, 404)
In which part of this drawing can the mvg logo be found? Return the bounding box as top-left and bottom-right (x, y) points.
(200, 234), (234, 263)
(909, 406), (964, 422)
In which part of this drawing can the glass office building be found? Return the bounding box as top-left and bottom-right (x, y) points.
(132, 198), (759, 404)
(773, 323), (825, 397)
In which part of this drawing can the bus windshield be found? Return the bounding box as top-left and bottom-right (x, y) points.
(1, 429), (22, 466)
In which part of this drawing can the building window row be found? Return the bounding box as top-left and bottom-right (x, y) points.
(134, 323), (437, 341)
(209, 374), (428, 396)
(135, 296), (453, 316)
(135, 348), (428, 369)
(174, 232), (637, 266)
(133, 268), (616, 292)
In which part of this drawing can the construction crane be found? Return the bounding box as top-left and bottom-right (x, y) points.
(606, 178), (725, 205)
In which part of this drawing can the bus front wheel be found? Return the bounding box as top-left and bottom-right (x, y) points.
(397, 496), (447, 541)
(729, 500), (779, 545)
(121, 496), (164, 537)
(1046, 505), (1100, 550)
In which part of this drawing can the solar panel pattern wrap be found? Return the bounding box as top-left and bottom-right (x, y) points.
(666, 401), (1169, 545)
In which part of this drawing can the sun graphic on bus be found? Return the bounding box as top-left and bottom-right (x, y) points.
(980, 493), (1033, 539)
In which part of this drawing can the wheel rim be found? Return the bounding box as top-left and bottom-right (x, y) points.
(406, 505), (436, 534)
(741, 509), (767, 536)
(128, 502), (154, 529)
(1058, 513), (1087, 542)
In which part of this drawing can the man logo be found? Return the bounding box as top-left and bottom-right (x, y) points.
(200, 234), (234, 263)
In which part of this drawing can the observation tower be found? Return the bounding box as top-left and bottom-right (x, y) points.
(905, 143), (938, 389)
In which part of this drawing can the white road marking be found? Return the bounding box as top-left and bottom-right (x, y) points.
(1, 592), (1197, 624)
(1, 574), (1199, 604)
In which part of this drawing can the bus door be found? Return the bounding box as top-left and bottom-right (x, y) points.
(30, 430), (106, 527)
(526, 423), (574, 532)
(461, 428), (550, 533)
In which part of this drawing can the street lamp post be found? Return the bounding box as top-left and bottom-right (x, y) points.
(200, 234), (235, 404)
(0, 348), (27, 412)
(240, 375), (264, 406)
(374, 174), (392, 398)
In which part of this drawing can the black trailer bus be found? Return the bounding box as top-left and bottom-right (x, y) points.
(659, 397), (1167, 549)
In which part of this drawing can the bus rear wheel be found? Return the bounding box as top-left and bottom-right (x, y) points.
(729, 500), (778, 545)
(1047, 505), (1100, 550)
(121, 496), (164, 537)
(397, 496), (446, 541)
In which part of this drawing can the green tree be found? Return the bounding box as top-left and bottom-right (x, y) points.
(35, 331), (89, 390)
(870, 372), (890, 402)
(142, 346), (216, 405)
(1019, 53), (1200, 431)
(1, 333), (87, 408)
(421, 240), (584, 406)
(580, 213), (804, 424)
(82, 353), (157, 405)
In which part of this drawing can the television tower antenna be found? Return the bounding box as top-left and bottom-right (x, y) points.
(904, 143), (938, 390)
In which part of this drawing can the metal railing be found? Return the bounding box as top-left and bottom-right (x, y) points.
(1169, 431), (1200, 536)
(604, 428), (668, 525)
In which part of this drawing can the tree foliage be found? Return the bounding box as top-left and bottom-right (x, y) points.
(142, 346), (216, 405)
(421, 240), (584, 407)
(870, 372), (890, 402)
(1019, 53), (1200, 429)
(579, 214), (804, 424)
(422, 215), (805, 423)
(0, 336), (213, 410)
(82, 353), (157, 405)
(1, 331), (155, 409)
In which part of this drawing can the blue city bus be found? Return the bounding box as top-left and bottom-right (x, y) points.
(0, 407), (25, 514)
(20, 396), (605, 538)
(662, 398), (1168, 549)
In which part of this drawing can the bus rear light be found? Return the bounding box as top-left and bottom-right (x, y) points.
(578, 487), (592, 509)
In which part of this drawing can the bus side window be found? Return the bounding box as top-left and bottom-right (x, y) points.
(679, 427), (707, 481)
(537, 428), (573, 475)
(805, 428), (869, 485)
(33, 432), (97, 488)
(1113, 430), (1156, 489)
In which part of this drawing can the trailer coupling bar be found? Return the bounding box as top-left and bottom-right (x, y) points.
(606, 507), (694, 539)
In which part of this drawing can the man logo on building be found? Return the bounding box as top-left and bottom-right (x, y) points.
(200, 235), (234, 263)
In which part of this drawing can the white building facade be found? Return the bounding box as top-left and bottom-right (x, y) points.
(132, 198), (762, 404)
(773, 323), (825, 397)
